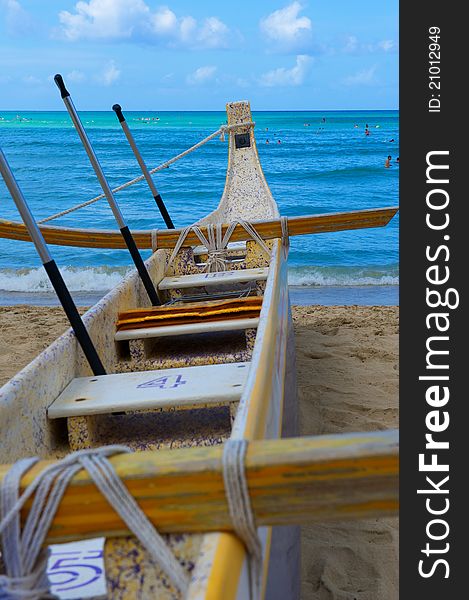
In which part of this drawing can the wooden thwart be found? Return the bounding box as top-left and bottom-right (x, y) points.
(0, 430), (398, 543)
(158, 268), (269, 291)
(0, 207), (399, 249)
(115, 318), (259, 341)
(47, 362), (250, 418)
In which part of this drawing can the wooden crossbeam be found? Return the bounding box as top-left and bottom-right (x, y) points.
(0, 207), (399, 250)
(0, 430), (398, 543)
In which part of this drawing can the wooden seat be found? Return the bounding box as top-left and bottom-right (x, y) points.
(158, 267), (269, 290)
(115, 317), (259, 341)
(48, 362), (250, 451)
(48, 362), (249, 418)
(193, 241), (246, 256)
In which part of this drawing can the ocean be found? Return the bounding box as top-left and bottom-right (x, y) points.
(0, 110), (399, 306)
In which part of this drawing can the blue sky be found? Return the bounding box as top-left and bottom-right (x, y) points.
(0, 1), (398, 110)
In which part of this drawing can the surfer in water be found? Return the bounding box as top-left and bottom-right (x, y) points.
(385, 155), (392, 168)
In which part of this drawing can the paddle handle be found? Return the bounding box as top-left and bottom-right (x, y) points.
(54, 74), (70, 99)
(112, 104), (125, 123)
(112, 103), (175, 229)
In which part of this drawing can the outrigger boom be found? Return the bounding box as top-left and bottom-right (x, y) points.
(0, 430), (398, 543)
(0, 206), (398, 249)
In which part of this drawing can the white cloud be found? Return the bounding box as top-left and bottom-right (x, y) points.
(99, 60), (121, 86)
(260, 54), (312, 87)
(198, 17), (229, 49)
(186, 65), (217, 85)
(2, 0), (34, 35)
(378, 39), (395, 52)
(67, 69), (86, 83)
(58, 0), (230, 48)
(59, 0), (148, 41)
(344, 36), (358, 53)
(343, 65), (377, 86)
(260, 2), (312, 51)
(342, 36), (397, 55)
(22, 74), (41, 85)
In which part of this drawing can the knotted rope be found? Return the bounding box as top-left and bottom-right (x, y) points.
(166, 220), (271, 273)
(38, 122), (255, 225)
(222, 439), (262, 600)
(280, 215), (290, 257)
(1, 439), (262, 600)
(0, 446), (189, 599)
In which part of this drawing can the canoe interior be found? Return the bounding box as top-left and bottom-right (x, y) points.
(0, 101), (296, 599)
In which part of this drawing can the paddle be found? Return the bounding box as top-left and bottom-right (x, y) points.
(112, 104), (174, 229)
(0, 148), (106, 376)
(54, 74), (160, 306)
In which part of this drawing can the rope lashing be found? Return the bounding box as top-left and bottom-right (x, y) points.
(1, 440), (262, 600)
(166, 220), (271, 273)
(38, 122), (255, 225)
(280, 216), (290, 257)
(0, 446), (189, 599)
(222, 439), (262, 600)
(151, 229), (158, 253)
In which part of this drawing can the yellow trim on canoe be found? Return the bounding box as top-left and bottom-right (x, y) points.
(204, 241), (290, 599)
(205, 534), (246, 600)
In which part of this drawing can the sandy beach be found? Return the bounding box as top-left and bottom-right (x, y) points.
(0, 303), (398, 600)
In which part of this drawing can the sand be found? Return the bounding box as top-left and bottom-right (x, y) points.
(293, 305), (398, 600)
(0, 304), (398, 600)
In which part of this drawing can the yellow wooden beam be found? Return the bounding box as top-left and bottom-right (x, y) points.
(0, 430), (398, 543)
(0, 207), (399, 249)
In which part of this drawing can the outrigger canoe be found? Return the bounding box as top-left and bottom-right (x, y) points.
(0, 101), (398, 599)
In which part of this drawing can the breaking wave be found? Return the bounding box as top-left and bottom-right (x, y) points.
(288, 265), (398, 286)
(0, 264), (398, 293)
(0, 266), (131, 292)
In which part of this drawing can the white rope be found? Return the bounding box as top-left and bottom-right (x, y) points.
(38, 122), (255, 224)
(222, 439), (262, 600)
(166, 219), (270, 274)
(151, 229), (158, 253)
(0, 446), (189, 599)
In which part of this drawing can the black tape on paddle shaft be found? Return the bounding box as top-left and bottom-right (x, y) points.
(120, 226), (161, 305)
(112, 104), (125, 123)
(54, 74), (70, 99)
(43, 260), (106, 375)
(154, 193), (175, 229)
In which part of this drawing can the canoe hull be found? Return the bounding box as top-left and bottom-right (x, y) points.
(0, 101), (298, 599)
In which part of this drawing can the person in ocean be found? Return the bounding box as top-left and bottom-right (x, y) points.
(266, 139), (269, 144)
(365, 128), (370, 136)
(396, 157), (400, 164)
(385, 155), (392, 168)
(277, 139), (281, 144)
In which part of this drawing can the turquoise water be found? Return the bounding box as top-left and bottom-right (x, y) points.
(0, 110), (399, 303)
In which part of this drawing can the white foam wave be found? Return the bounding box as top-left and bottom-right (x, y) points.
(0, 265), (398, 293)
(0, 267), (131, 292)
(288, 266), (399, 286)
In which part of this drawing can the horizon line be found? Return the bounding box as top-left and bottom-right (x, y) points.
(0, 108), (400, 113)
